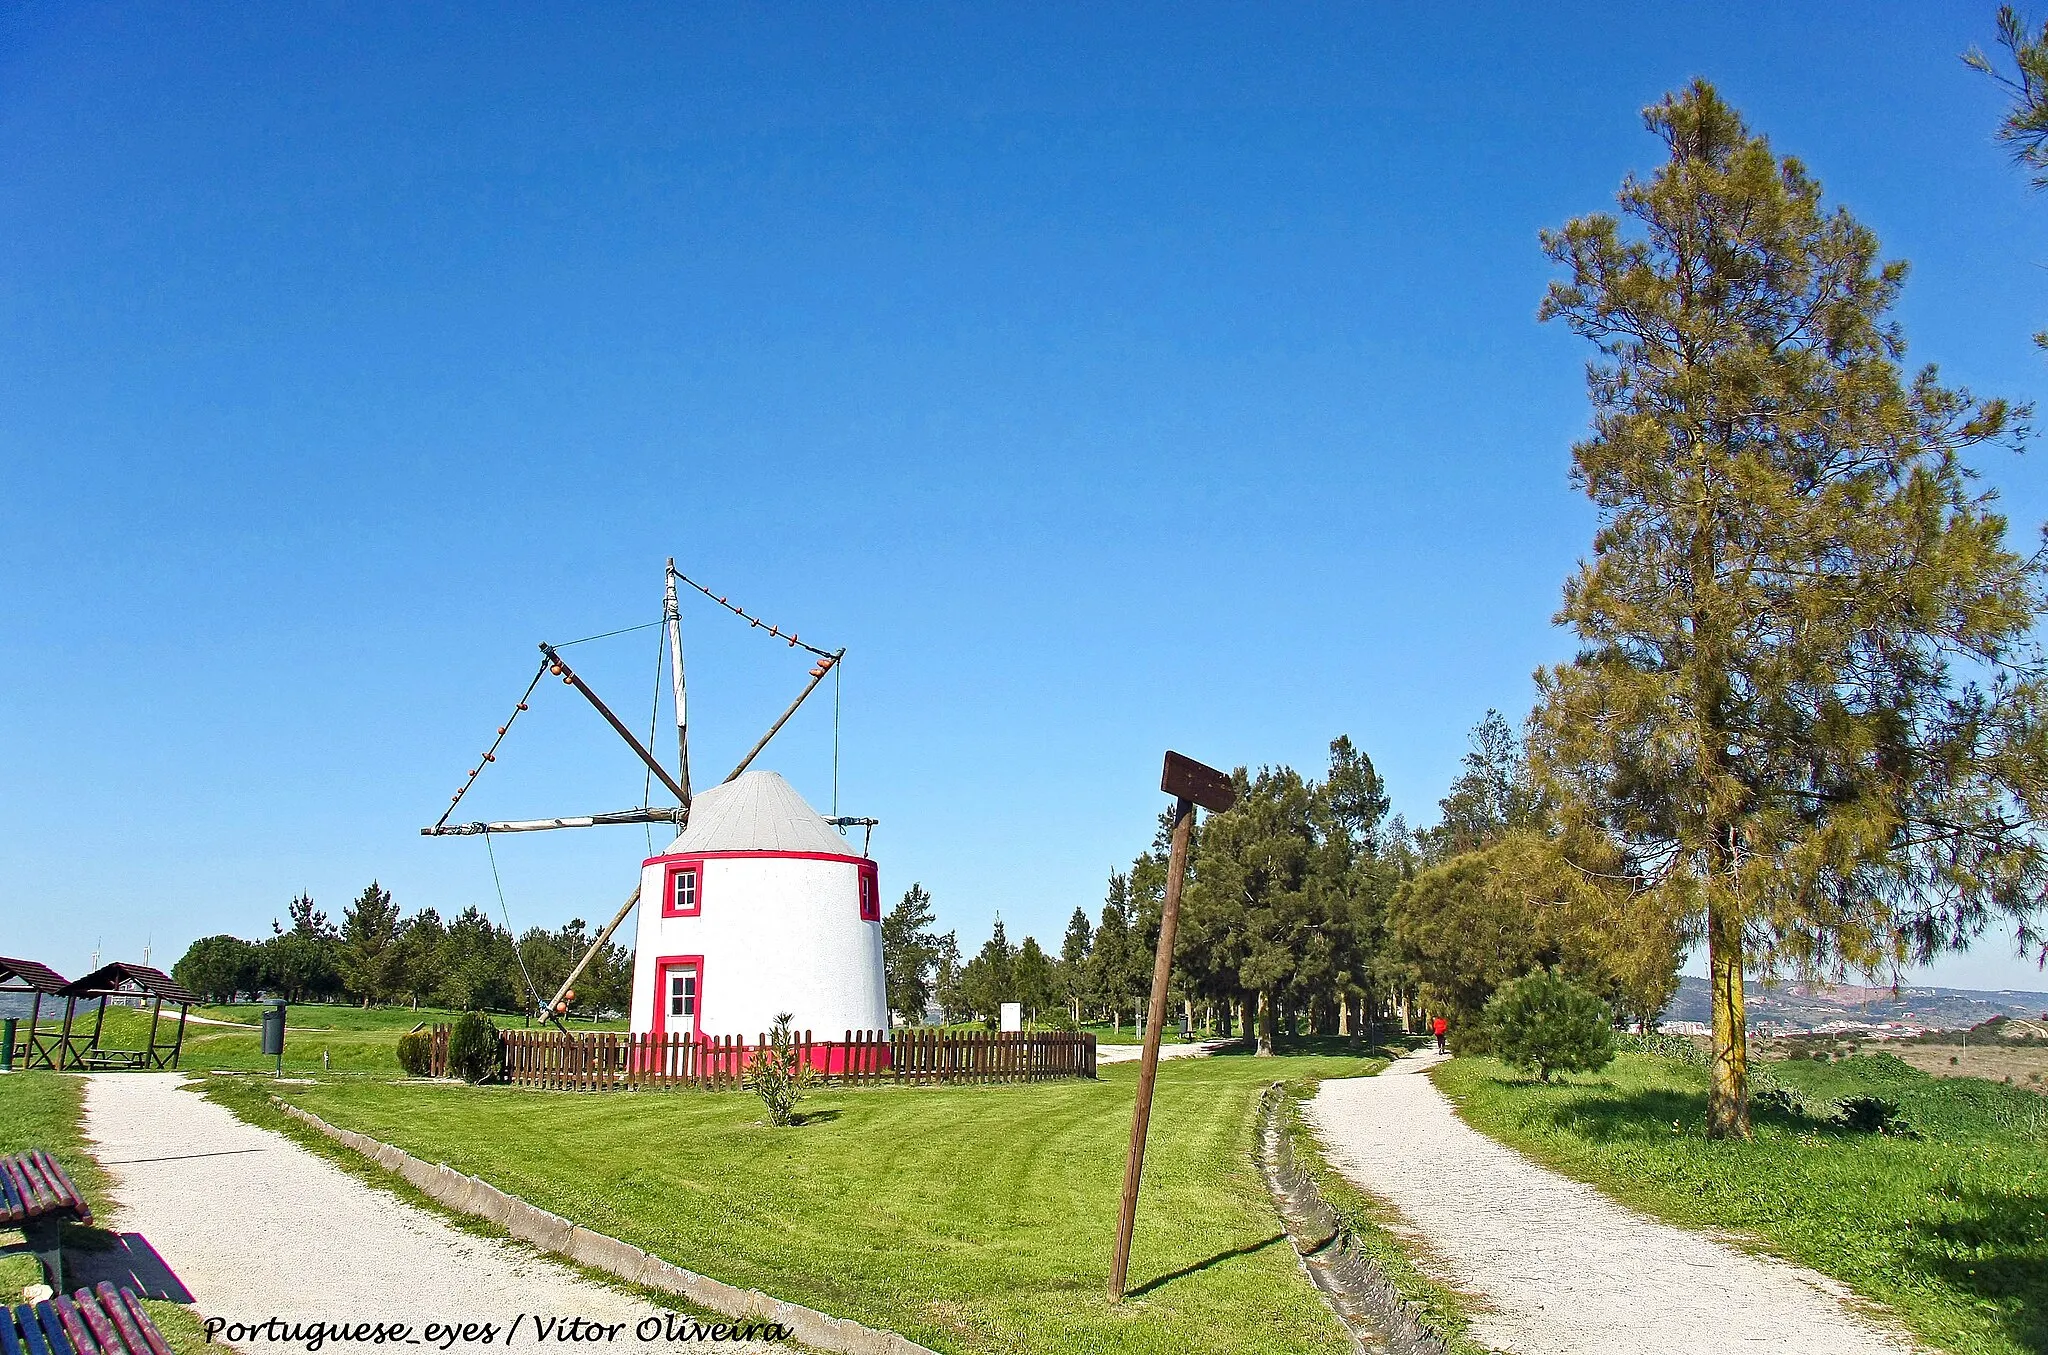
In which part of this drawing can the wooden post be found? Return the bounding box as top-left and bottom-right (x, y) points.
(1108, 751), (1234, 1302)
(539, 643), (688, 804)
(665, 559), (693, 805)
(724, 650), (843, 784)
(25, 991), (41, 1070)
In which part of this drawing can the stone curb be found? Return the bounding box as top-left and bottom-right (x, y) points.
(1255, 1084), (1454, 1355)
(272, 1099), (939, 1355)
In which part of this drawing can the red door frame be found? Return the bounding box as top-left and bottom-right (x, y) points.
(652, 954), (704, 1041)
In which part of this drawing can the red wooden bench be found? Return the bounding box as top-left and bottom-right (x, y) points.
(0, 1152), (93, 1292)
(3, 1284), (172, 1355)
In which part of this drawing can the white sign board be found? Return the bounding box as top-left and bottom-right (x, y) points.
(999, 1001), (1022, 1033)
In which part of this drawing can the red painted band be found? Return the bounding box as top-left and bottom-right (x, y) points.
(642, 848), (873, 869)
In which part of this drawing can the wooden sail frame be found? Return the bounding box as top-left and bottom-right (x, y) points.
(423, 561), (867, 1021)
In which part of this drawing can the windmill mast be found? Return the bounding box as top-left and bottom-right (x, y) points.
(666, 558), (691, 808)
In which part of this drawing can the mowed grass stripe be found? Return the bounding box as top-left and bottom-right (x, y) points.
(271, 1052), (1380, 1355)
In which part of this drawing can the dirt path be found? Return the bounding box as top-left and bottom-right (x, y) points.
(80, 1075), (784, 1354)
(1308, 1051), (1917, 1355)
(1093, 1037), (1237, 1065)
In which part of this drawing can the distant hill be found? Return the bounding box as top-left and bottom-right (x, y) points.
(1664, 973), (2048, 1032)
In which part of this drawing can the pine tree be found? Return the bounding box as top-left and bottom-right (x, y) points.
(931, 931), (963, 1023)
(882, 883), (941, 1024)
(1968, 9), (2048, 349)
(1013, 936), (1056, 1018)
(1535, 81), (2048, 1137)
(1089, 876), (1132, 1027)
(340, 881), (404, 1005)
(958, 917), (1017, 1024)
(396, 909), (446, 1009)
(1422, 712), (1542, 862)
(1059, 906), (1093, 1023)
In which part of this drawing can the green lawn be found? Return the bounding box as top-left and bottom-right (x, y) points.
(0, 1072), (209, 1354)
(256, 1050), (1385, 1355)
(76, 1002), (623, 1075)
(1434, 1051), (2048, 1355)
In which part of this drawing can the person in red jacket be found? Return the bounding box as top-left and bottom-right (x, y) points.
(1431, 1015), (1448, 1054)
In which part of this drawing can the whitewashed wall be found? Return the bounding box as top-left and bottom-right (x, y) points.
(628, 852), (889, 1040)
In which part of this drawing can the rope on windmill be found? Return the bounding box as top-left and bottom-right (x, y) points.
(436, 659), (548, 830)
(553, 617), (666, 648)
(671, 569), (838, 659)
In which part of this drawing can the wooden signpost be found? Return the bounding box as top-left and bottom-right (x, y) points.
(1108, 750), (1237, 1301)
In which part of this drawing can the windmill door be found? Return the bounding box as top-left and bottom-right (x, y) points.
(661, 960), (700, 1040)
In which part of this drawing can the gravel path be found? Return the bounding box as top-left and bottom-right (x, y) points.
(1093, 1037), (1238, 1065)
(1308, 1052), (1916, 1355)
(80, 1075), (784, 1354)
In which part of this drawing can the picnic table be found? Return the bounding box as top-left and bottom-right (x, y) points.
(74, 1053), (143, 1072)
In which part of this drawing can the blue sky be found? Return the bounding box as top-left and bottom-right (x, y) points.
(4, 3), (2048, 993)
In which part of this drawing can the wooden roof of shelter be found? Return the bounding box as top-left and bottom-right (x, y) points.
(0, 956), (70, 995)
(57, 963), (198, 1005)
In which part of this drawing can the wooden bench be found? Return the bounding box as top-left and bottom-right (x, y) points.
(0, 1152), (93, 1292)
(2, 1283), (172, 1355)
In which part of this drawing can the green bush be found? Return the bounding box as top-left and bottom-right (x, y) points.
(1833, 1094), (1917, 1137)
(744, 1012), (816, 1127)
(446, 1011), (500, 1083)
(1482, 970), (1616, 1082)
(395, 1030), (432, 1077)
(1615, 1030), (1709, 1066)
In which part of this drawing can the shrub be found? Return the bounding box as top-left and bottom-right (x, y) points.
(1482, 970), (1616, 1082)
(1615, 1031), (1709, 1066)
(744, 1012), (817, 1127)
(446, 1011), (500, 1083)
(1752, 1086), (1805, 1117)
(1833, 1094), (1917, 1137)
(1748, 1062), (1823, 1119)
(395, 1030), (432, 1077)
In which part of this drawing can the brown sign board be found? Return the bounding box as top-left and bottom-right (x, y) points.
(1160, 750), (1235, 814)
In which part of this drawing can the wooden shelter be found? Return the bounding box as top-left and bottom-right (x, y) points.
(51, 963), (196, 1070)
(0, 956), (70, 1070)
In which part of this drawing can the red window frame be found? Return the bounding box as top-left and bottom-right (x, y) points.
(653, 954), (704, 1040)
(662, 860), (704, 918)
(858, 861), (880, 921)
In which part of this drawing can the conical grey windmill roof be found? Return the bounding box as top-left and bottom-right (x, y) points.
(660, 770), (847, 856)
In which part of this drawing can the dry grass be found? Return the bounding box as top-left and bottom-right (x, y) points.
(1887, 1043), (2048, 1089)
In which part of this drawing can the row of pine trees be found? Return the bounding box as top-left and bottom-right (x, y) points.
(172, 885), (632, 1017)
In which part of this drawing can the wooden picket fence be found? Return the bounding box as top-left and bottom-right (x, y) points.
(418, 1023), (450, 1079)
(496, 1027), (1096, 1091)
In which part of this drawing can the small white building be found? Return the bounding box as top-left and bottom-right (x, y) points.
(629, 770), (888, 1050)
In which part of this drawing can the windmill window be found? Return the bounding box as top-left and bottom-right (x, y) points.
(858, 866), (880, 921)
(669, 971), (696, 1018)
(663, 863), (703, 917)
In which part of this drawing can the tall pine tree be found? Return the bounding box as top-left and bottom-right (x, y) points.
(1535, 81), (2048, 1137)
(882, 883), (941, 1024)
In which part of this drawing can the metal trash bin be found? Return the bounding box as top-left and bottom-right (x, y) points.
(261, 1001), (287, 1072)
